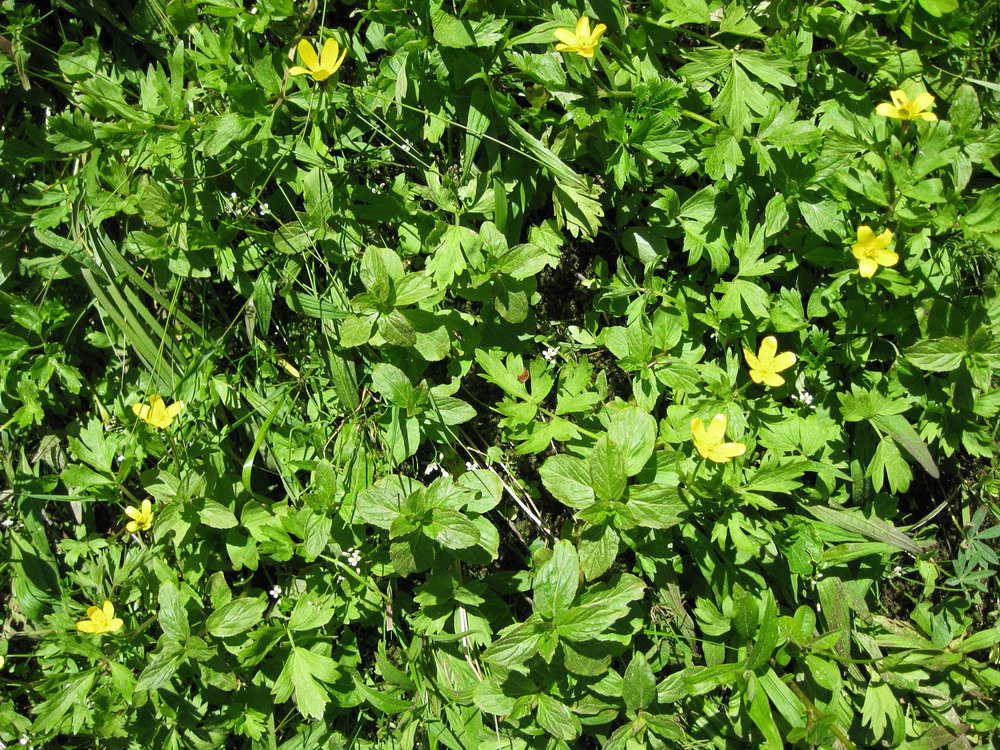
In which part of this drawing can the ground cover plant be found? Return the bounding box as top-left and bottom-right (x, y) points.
(2, 0), (1000, 747)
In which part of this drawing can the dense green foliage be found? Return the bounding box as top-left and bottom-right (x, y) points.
(2, 0), (1000, 747)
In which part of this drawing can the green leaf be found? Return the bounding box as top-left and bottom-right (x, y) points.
(554, 574), (645, 640)
(745, 673), (783, 749)
(472, 677), (517, 715)
(916, 0), (958, 16)
(861, 679), (904, 744)
(371, 364), (416, 408)
(432, 9), (476, 47)
(279, 648), (333, 719)
(746, 593), (779, 672)
(625, 484), (685, 530)
(360, 247), (393, 303)
(425, 509), (481, 549)
(534, 540), (580, 620)
(135, 651), (181, 692)
(608, 407), (656, 476)
(379, 309), (417, 347)
(540, 454), (595, 508)
(31, 671), (97, 733)
(903, 337), (967, 371)
(713, 64), (767, 136)
(742, 459), (809, 493)
(206, 596), (267, 638)
(536, 693), (581, 740)
(802, 504), (925, 554)
(590, 436), (627, 502)
(552, 180), (605, 239)
(483, 620), (545, 667)
(199, 499), (238, 529)
(157, 581), (190, 641)
(659, 0), (710, 25)
(578, 523), (619, 580)
(869, 436), (912, 494)
(623, 652), (656, 711)
(339, 313), (375, 348)
(871, 413), (939, 478)
(289, 596), (335, 632)
(457, 469), (503, 512)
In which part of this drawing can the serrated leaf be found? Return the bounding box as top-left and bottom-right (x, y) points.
(534, 540), (580, 619)
(206, 596), (267, 638)
(623, 652), (656, 711)
(608, 407), (656, 476)
(903, 337), (967, 371)
(590, 436), (626, 502)
(540, 454), (595, 508)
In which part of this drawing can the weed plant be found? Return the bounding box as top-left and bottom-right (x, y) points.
(1, 0), (1000, 747)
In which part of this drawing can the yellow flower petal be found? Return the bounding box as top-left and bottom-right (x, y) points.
(575, 15), (591, 39)
(875, 249), (899, 267)
(890, 90), (908, 108)
(761, 371), (786, 388)
(758, 335), (778, 362)
(297, 39), (319, 71)
(705, 414), (727, 445)
(331, 45), (348, 75)
(743, 347), (760, 370)
(915, 111), (938, 122)
(858, 257), (879, 277)
(164, 401), (184, 423)
(690, 417), (707, 443)
(856, 225), (875, 245)
(76, 619), (101, 633)
(714, 442), (747, 461)
(874, 229), (893, 248)
(769, 351), (797, 372)
(553, 28), (578, 46)
(288, 65), (310, 77)
(876, 102), (900, 118)
(911, 92), (935, 112)
(590, 23), (608, 42)
(319, 38), (340, 70)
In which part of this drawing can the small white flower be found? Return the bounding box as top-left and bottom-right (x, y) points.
(1, 518), (12, 528)
(259, 202), (270, 215)
(541, 346), (559, 362)
(424, 462), (438, 476)
(20, 736), (29, 747)
(268, 585), (282, 599)
(250, 5), (258, 13)
(465, 461), (478, 471)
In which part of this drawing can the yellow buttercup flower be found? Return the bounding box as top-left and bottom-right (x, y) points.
(76, 600), (124, 634)
(851, 226), (898, 278)
(124, 499), (154, 533)
(743, 336), (796, 388)
(553, 15), (607, 58)
(875, 90), (937, 122)
(288, 38), (348, 82)
(132, 394), (184, 429)
(690, 414), (747, 464)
